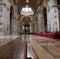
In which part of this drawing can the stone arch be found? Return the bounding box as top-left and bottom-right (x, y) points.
(21, 15), (33, 21)
(20, 15), (35, 33)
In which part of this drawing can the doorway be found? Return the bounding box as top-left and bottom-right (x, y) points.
(10, 6), (13, 34)
(57, 0), (60, 5)
(43, 7), (47, 32)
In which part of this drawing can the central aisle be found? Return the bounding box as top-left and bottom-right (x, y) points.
(0, 35), (60, 59)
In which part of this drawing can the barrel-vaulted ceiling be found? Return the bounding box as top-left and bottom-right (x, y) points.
(16, 0), (42, 12)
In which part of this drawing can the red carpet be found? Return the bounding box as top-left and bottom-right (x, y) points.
(32, 33), (60, 39)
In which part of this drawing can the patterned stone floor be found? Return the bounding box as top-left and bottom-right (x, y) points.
(0, 35), (60, 59)
(0, 35), (25, 59)
(30, 35), (60, 59)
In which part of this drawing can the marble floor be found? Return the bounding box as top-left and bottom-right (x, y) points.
(0, 35), (60, 59)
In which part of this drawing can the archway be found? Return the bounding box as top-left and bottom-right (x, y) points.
(19, 15), (35, 34)
(10, 5), (14, 34)
(23, 16), (31, 33)
(57, 0), (60, 5)
(43, 7), (47, 32)
(57, 0), (60, 31)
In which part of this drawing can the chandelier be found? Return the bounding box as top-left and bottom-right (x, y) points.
(20, 5), (34, 16)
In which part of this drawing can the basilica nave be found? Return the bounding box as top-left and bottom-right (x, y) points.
(0, 0), (60, 59)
